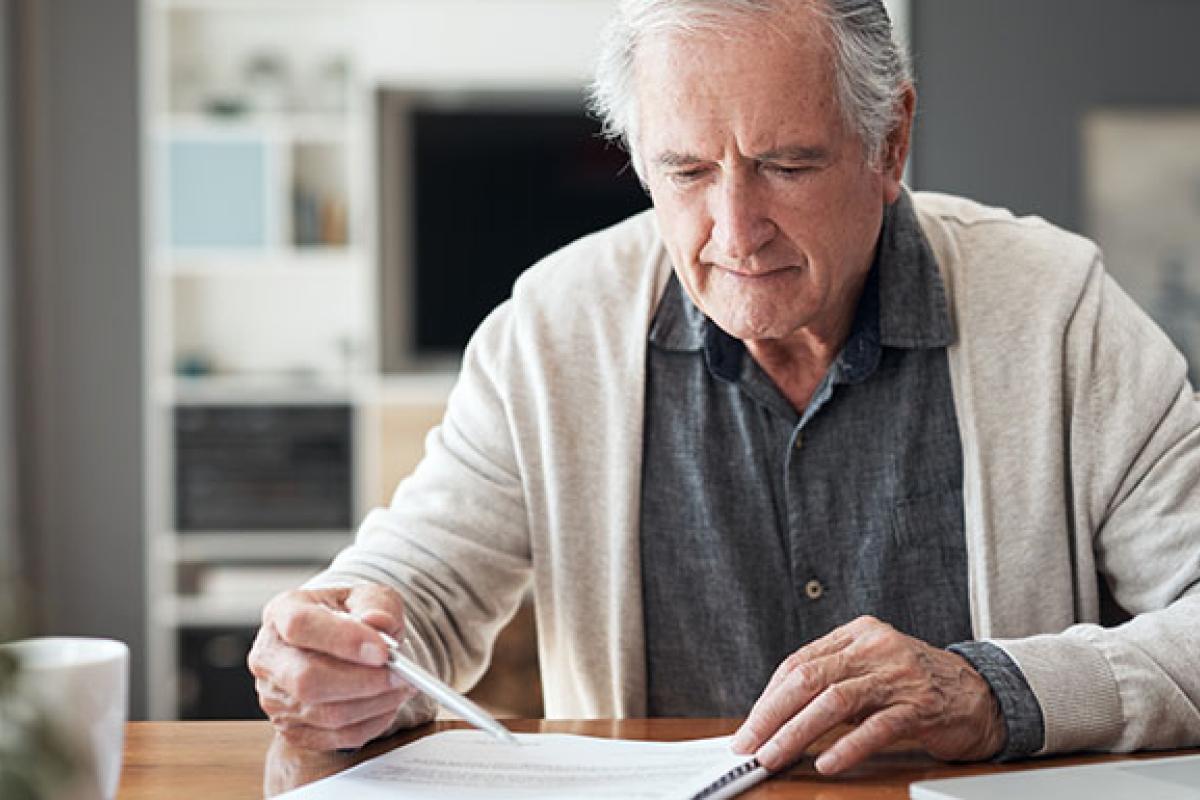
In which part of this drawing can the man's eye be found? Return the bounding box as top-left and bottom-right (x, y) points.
(767, 164), (815, 178)
(668, 168), (708, 185)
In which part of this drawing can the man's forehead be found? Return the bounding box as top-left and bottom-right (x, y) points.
(633, 0), (829, 58)
(634, 59), (841, 160)
(630, 10), (836, 110)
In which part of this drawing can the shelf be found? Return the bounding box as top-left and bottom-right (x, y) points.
(160, 374), (361, 405)
(170, 560), (328, 625)
(373, 372), (459, 405)
(173, 531), (354, 562)
(156, 372), (461, 407)
(155, 372), (461, 408)
(170, 596), (269, 627)
(154, 0), (353, 12)
(155, 246), (363, 276)
(154, 112), (350, 143)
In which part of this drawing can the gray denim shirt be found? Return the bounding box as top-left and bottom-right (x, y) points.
(639, 193), (1044, 758)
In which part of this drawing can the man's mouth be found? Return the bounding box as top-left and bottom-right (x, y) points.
(716, 264), (800, 281)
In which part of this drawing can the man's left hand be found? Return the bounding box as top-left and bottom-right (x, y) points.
(731, 616), (1006, 775)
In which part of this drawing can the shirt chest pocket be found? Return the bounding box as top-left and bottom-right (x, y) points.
(890, 489), (968, 569)
(846, 488), (973, 646)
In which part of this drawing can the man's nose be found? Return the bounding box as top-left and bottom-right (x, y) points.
(710, 176), (775, 262)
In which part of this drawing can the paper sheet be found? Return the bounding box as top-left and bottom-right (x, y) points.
(275, 730), (767, 800)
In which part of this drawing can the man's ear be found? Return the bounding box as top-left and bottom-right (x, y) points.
(882, 83), (916, 203)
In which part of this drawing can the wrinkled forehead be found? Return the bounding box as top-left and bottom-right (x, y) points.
(629, 4), (836, 107)
(631, 13), (839, 124)
(628, 0), (831, 55)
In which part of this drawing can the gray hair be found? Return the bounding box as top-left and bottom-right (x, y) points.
(587, 0), (912, 172)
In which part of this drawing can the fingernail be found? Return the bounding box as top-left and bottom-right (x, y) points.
(731, 729), (755, 753)
(816, 751), (839, 774)
(389, 671), (408, 689)
(359, 642), (386, 665)
(756, 740), (780, 767)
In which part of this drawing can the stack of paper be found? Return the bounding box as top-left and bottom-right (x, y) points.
(276, 730), (768, 800)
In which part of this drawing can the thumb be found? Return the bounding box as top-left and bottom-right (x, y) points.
(343, 582), (406, 638)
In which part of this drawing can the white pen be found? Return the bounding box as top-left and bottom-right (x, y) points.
(338, 611), (520, 745)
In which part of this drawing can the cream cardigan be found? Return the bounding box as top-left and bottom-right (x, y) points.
(317, 192), (1200, 756)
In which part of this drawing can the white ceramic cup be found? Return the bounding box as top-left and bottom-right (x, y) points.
(3, 637), (129, 800)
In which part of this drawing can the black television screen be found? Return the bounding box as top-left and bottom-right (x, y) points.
(378, 90), (651, 370)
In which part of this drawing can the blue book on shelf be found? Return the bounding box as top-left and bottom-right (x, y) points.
(168, 138), (267, 249)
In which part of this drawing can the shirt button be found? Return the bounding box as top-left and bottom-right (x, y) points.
(805, 579), (824, 600)
(794, 432), (804, 450)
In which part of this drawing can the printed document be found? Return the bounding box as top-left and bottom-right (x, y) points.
(274, 730), (768, 800)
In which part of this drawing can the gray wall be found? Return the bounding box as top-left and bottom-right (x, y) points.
(0, 1), (15, 581)
(13, 0), (145, 717)
(910, 0), (1200, 232)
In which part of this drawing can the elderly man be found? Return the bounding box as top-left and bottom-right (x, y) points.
(248, 0), (1200, 776)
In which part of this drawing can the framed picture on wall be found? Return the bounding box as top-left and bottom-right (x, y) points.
(1085, 111), (1200, 383)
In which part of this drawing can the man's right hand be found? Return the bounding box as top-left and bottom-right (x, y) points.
(248, 583), (419, 751)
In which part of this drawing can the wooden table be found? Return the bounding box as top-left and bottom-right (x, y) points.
(117, 719), (1191, 799)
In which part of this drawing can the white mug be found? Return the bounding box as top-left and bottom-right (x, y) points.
(2, 637), (129, 800)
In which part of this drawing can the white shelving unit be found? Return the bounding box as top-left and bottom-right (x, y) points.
(139, 0), (451, 720)
(139, 0), (641, 720)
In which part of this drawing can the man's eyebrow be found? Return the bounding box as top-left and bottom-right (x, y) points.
(654, 151), (706, 169)
(755, 145), (830, 162)
(652, 145), (831, 168)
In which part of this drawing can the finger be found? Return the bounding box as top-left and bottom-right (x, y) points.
(267, 592), (390, 667)
(276, 708), (402, 752)
(754, 675), (883, 771)
(274, 688), (417, 732)
(256, 678), (298, 718)
(761, 625), (859, 698)
(267, 585), (350, 623)
(267, 640), (408, 705)
(251, 618), (406, 705)
(248, 612), (304, 680)
(250, 627), (302, 718)
(261, 585), (351, 625)
(734, 651), (851, 755)
(344, 583), (407, 638)
(814, 704), (919, 775)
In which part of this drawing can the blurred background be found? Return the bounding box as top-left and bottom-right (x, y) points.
(0, 0), (1196, 724)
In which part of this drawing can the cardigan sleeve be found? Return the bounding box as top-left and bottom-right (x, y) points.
(992, 261), (1200, 755)
(309, 298), (534, 715)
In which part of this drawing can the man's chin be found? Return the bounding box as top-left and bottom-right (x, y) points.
(709, 313), (810, 344)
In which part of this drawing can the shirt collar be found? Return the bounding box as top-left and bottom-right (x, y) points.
(877, 189), (954, 349)
(648, 189), (954, 366)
